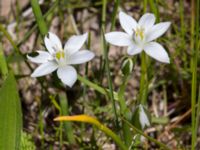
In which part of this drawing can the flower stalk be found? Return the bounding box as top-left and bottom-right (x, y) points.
(59, 92), (75, 143)
(191, 0), (199, 149)
(101, 0), (119, 130)
(140, 52), (148, 105)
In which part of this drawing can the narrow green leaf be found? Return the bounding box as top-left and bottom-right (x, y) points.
(31, 0), (48, 36)
(0, 72), (22, 150)
(59, 92), (75, 144)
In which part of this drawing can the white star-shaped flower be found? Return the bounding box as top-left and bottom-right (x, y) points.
(105, 12), (171, 63)
(28, 32), (95, 87)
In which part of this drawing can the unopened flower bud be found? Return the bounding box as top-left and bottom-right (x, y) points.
(132, 104), (151, 129)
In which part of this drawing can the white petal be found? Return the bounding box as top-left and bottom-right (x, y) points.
(64, 33), (88, 55)
(57, 66), (77, 87)
(31, 61), (58, 77)
(105, 32), (132, 46)
(68, 50), (95, 65)
(119, 11), (138, 35)
(27, 51), (52, 64)
(139, 105), (150, 129)
(144, 42), (170, 63)
(146, 22), (171, 42)
(127, 44), (143, 55)
(138, 13), (155, 31)
(44, 32), (62, 54)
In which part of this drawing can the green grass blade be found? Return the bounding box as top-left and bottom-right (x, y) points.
(191, 0), (199, 149)
(59, 92), (75, 144)
(0, 72), (22, 150)
(31, 0), (48, 36)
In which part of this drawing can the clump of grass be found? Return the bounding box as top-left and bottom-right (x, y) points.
(20, 132), (36, 150)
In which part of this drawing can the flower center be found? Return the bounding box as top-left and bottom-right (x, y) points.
(53, 49), (67, 66)
(55, 51), (65, 60)
(135, 27), (145, 40)
(132, 26), (145, 45)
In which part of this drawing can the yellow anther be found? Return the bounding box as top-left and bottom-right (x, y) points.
(56, 51), (65, 60)
(135, 27), (144, 40)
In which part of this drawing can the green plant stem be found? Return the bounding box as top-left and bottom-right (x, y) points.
(140, 1), (148, 106)
(59, 92), (75, 144)
(101, 0), (119, 129)
(191, 0), (199, 149)
(194, 84), (200, 143)
(102, 33), (119, 129)
(77, 74), (107, 95)
(110, 0), (120, 31)
(143, 0), (147, 12)
(140, 52), (148, 105)
(0, 43), (8, 79)
(30, 0), (48, 36)
(190, 0), (195, 69)
(190, 0), (195, 147)
(50, 95), (63, 147)
(122, 118), (170, 150)
(149, 0), (160, 21)
(118, 76), (132, 146)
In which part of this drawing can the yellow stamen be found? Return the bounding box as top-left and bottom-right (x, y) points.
(56, 51), (65, 60)
(135, 27), (144, 40)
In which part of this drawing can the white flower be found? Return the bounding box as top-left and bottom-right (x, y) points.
(139, 105), (150, 129)
(105, 12), (171, 63)
(27, 32), (95, 87)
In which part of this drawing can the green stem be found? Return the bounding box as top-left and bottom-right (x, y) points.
(101, 0), (119, 129)
(148, 0), (160, 21)
(190, 0), (195, 69)
(110, 0), (120, 31)
(50, 95), (63, 147)
(194, 85), (200, 143)
(0, 43), (8, 79)
(118, 76), (132, 146)
(78, 74), (106, 95)
(31, 0), (48, 36)
(78, 74), (119, 100)
(143, 0), (147, 12)
(140, 52), (148, 105)
(102, 33), (119, 129)
(191, 0), (199, 149)
(59, 92), (75, 144)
